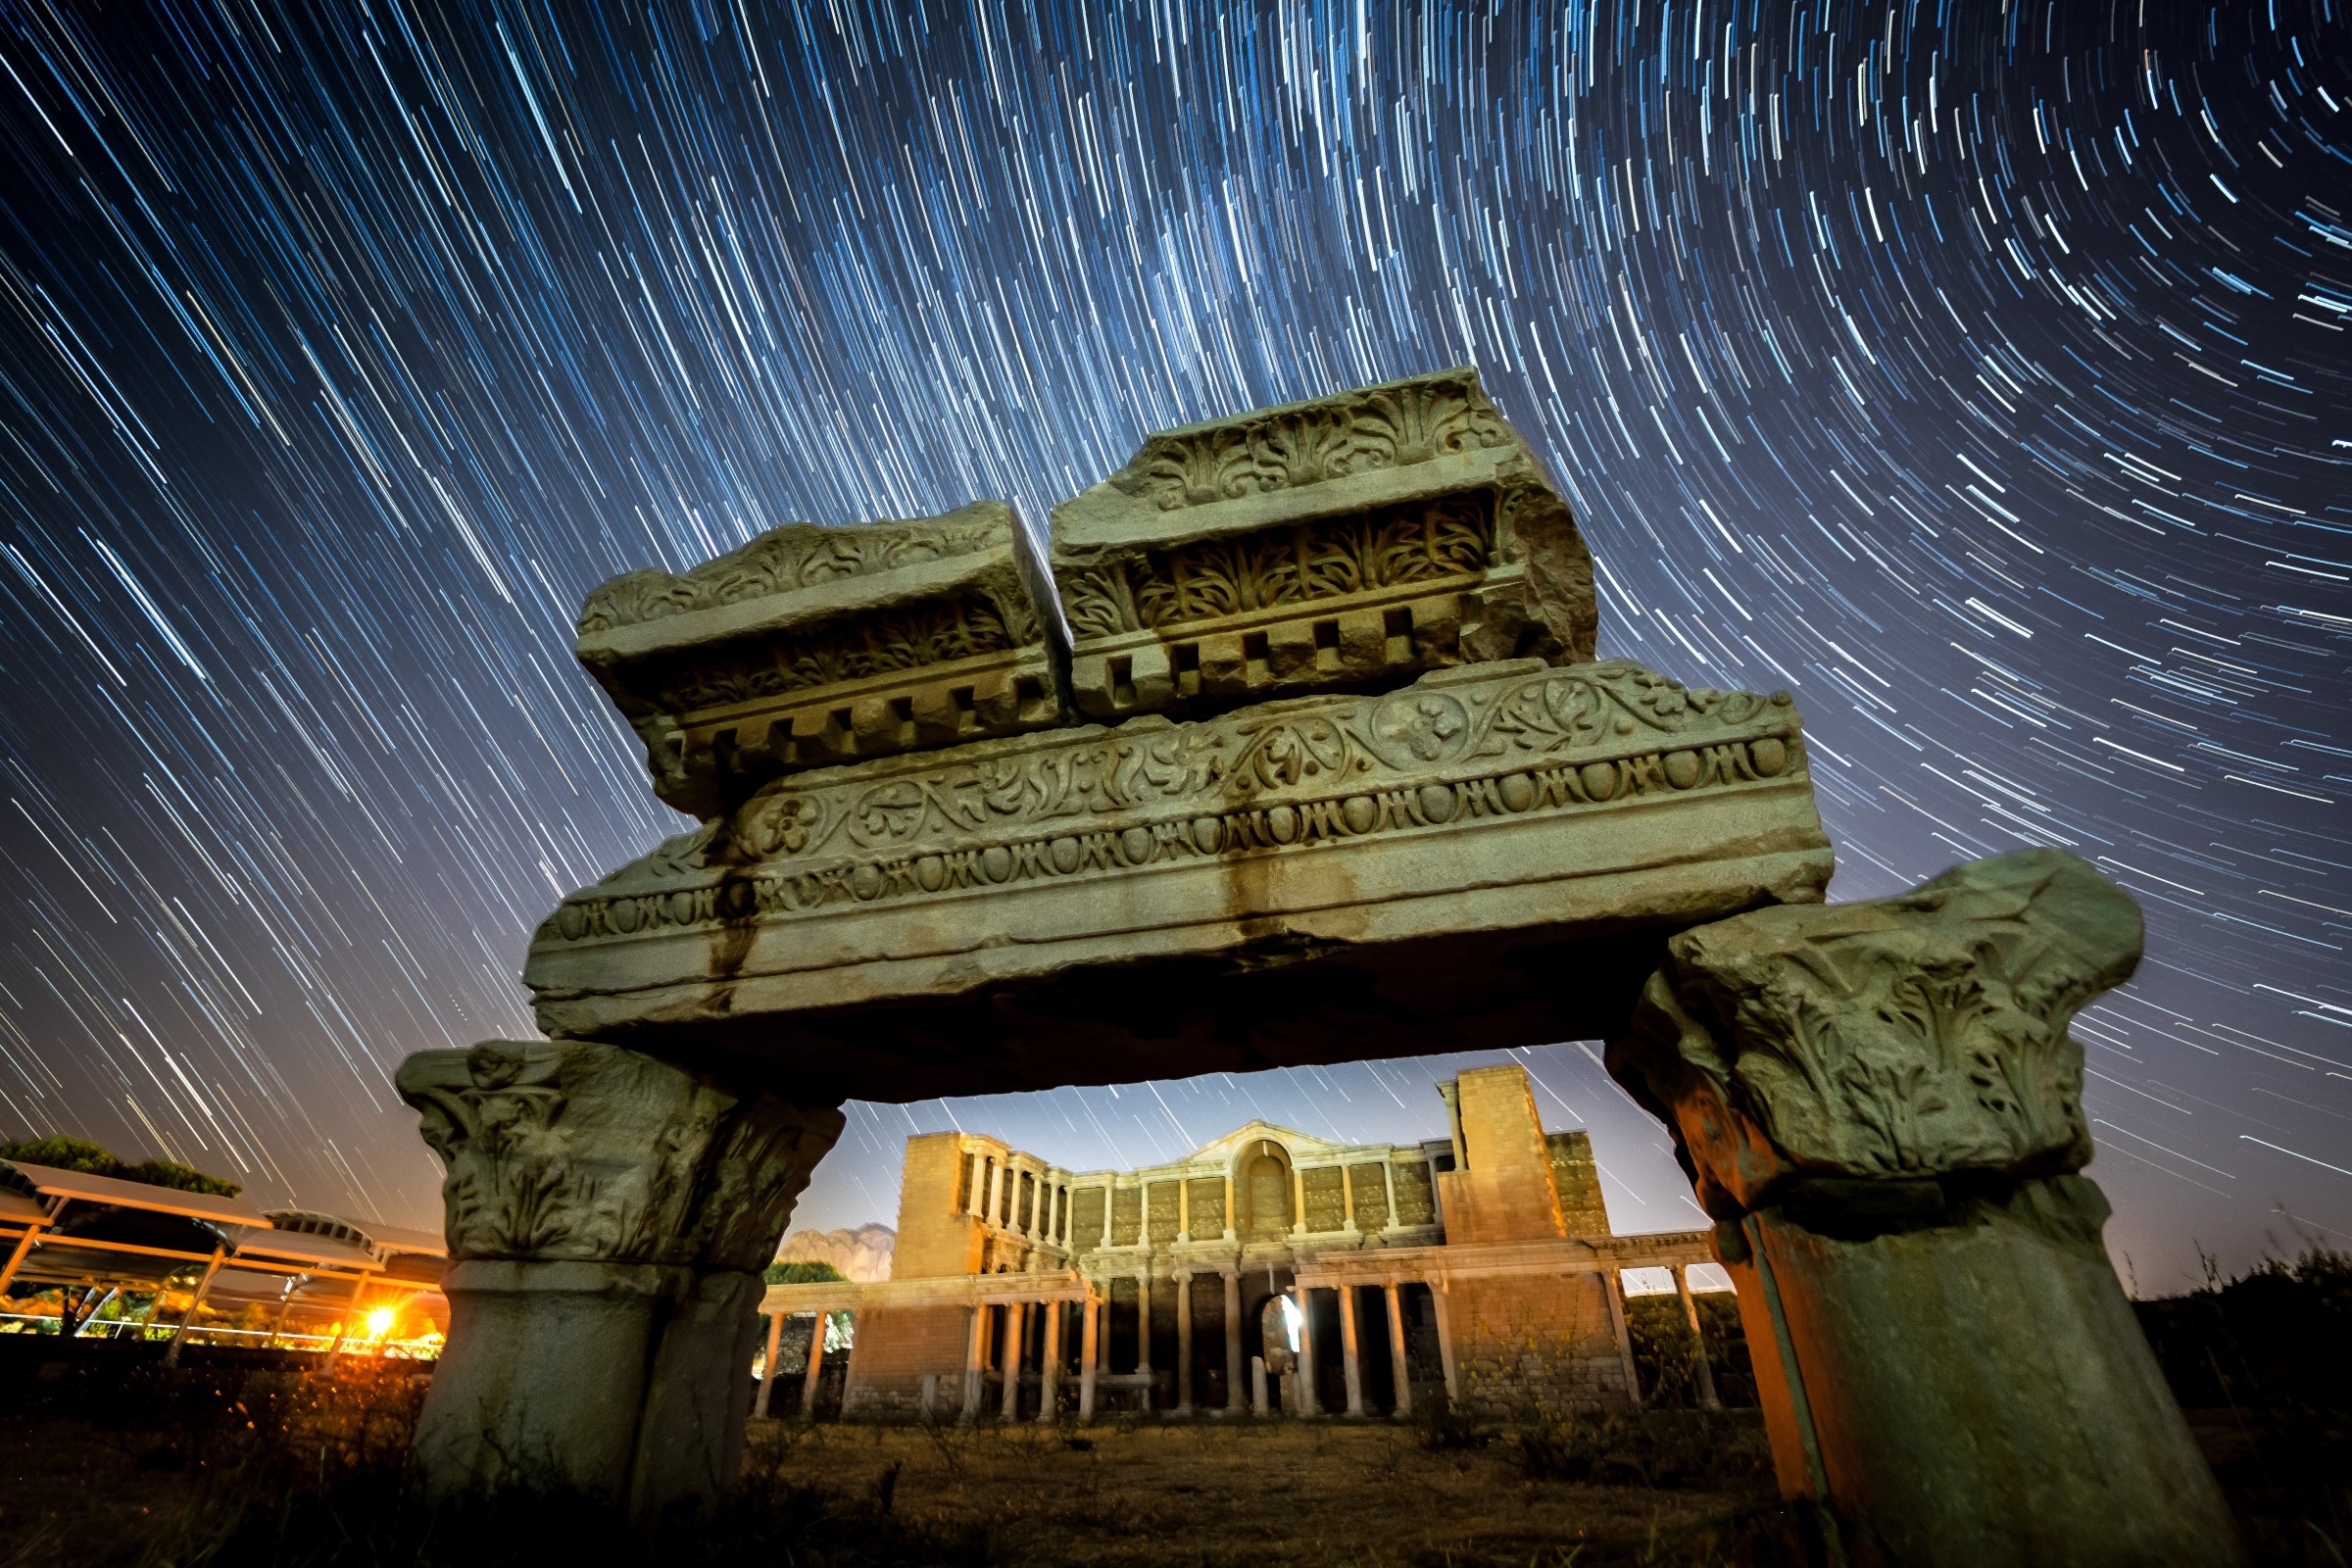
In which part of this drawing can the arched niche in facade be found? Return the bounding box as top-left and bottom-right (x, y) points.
(1234, 1138), (1294, 1240)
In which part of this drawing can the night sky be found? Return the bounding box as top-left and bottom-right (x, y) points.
(0, 1), (2345, 1294)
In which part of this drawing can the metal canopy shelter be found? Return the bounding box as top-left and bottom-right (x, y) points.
(0, 1159), (447, 1353)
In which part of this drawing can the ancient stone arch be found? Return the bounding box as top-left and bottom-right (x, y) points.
(399, 369), (2238, 1563)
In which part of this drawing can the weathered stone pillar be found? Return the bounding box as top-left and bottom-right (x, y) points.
(1294, 1288), (1322, 1416)
(1078, 1296), (1100, 1423)
(753, 1310), (785, 1419)
(1430, 1281), (1458, 1402)
(1001, 1301), (1025, 1418)
(1606, 850), (2240, 1567)
(1174, 1271), (1195, 1413)
(799, 1311), (826, 1421)
(960, 1303), (985, 1423)
(1383, 1280), (1412, 1416)
(1673, 1265), (1722, 1410)
(397, 1039), (840, 1515)
(1602, 1268), (1641, 1405)
(1134, 1270), (1152, 1379)
(1338, 1285), (1365, 1416)
(1038, 1298), (1061, 1422)
(1222, 1270), (1245, 1412)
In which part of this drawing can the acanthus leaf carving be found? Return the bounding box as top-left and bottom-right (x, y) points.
(1606, 849), (2142, 1219)
(395, 1039), (843, 1271)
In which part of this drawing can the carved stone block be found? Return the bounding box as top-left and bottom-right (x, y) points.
(396, 1039), (842, 1513)
(1607, 848), (2140, 1218)
(1050, 368), (1594, 720)
(575, 502), (1062, 819)
(523, 660), (1831, 1094)
(396, 1039), (838, 1271)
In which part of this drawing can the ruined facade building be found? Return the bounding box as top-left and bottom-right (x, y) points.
(761, 1062), (1715, 1421)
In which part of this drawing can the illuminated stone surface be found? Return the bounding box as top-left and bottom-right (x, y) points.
(1049, 367), (1593, 721)
(523, 657), (1832, 1094)
(1607, 851), (2240, 1567)
(576, 501), (1061, 819)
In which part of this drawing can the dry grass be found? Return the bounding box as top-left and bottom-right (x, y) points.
(738, 1413), (1788, 1566)
(0, 1344), (1792, 1568)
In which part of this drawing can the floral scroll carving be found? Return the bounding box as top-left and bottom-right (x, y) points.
(578, 511), (1005, 634)
(1108, 372), (1513, 512)
(1606, 849), (2143, 1219)
(1062, 495), (1500, 638)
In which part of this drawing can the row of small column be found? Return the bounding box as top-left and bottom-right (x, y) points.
(1285, 1261), (1720, 1418)
(1079, 1158), (1420, 1249)
(754, 1308), (846, 1421)
(964, 1149), (1072, 1245)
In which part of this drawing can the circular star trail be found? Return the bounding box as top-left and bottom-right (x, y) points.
(0, 1), (2343, 1290)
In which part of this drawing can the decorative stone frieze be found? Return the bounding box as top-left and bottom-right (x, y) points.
(1050, 368), (1594, 720)
(522, 659), (1833, 1089)
(1605, 852), (2241, 1566)
(575, 502), (1061, 819)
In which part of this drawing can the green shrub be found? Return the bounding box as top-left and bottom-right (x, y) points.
(1516, 1407), (1774, 1489)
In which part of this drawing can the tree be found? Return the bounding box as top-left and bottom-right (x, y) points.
(0, 1136), (241, 1197)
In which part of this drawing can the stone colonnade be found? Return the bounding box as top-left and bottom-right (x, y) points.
(1289, 1240), (1719, 1417)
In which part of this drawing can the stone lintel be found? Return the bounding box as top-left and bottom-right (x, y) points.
(1050, 368), (1596, 721)
(573, 501), (1061, 818)
(525, 659), (1833, 1100)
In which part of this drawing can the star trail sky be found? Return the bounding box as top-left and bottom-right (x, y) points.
(0, 0), (2344, 1290)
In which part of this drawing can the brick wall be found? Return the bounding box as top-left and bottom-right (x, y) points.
(840, 1301), (971, 1417)
(1446, 1272), (1632, 1418)
(892, 1133), (984, 1279)
(1545, 1131), (1612, 1236)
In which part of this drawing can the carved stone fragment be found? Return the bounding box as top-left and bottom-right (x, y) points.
(524, 659), (1832, 1091)
(1050, 368), (1594, 720)
(396, 1039), (841, 1512)
(1605, 852), (2241, 1566)
(576, 501), (1062, 819)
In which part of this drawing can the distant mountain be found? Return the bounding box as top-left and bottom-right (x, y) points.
(776, 1223), (895, 1282)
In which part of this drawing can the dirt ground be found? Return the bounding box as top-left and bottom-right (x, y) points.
(0, 1406), (1783, 1568)
(734, 1415), (1783, 1566)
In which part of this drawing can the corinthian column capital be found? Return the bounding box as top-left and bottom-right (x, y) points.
(1610, 848), (2141, 1219)
(396, 1038), (838, 1271)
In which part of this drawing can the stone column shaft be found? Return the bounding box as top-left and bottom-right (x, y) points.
(1384, 1280), (1412, 1416)
(1603, 1269), (1641, 1406)
(1135, 1271), (1152, 1381)
(1223, 1270), (1245, 1411)
(1079, 1297), (1100, 1423)
(754, 1309), (785, 1419)
(961, 1302), (986, 1423)
(1175, 1273), (1195, 1413)
(1674, 1265), (1721, 1410)
(1038, 1299), (1062, 1422)
(1295, 1288), (1321, 1416)
(801, 1310), (827, 1420)
(1431, 1283), (1457, 1402)
(1338, 1285), (1365, 1416)
(1001, 1301), (1025, 1418)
